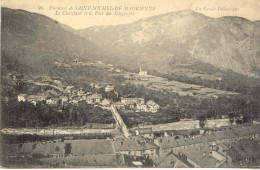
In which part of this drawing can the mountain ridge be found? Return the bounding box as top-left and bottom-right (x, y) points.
(1, 7), (108, 74)
(73, 9), (260, 77)
(2, 7), (260, 78)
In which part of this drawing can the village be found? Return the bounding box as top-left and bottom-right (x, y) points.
(2, 64), (260, 168)
(3, 123), (260, 167)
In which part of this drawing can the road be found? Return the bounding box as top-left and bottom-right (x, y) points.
(1, 127), (114, 136)
(111, 105), (131, 139)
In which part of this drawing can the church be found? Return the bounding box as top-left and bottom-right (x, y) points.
(138, 68), (148, 76)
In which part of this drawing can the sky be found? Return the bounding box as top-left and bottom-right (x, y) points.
(2, 0), (260, 29)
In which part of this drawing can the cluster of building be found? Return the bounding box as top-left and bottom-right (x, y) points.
(17, 82), (116, 108)
(115, 98), (160, 113)
(17, 90), (111, 108)
(4, 124), (259, 168)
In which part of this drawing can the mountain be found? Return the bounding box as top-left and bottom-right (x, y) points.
(1, 7), (106, 74)
(75, 9), (260, 77)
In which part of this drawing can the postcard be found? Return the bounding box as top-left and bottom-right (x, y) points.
(1, 0), (260, 168)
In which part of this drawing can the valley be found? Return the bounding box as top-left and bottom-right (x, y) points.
(1, 6), (260, 168)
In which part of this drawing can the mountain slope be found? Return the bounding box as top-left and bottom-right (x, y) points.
(1, 7), (106, 73)
(76, 10), (260, 77)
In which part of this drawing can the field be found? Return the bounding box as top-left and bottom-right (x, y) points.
(130, 118), (230, 132)
(121, 73), (238, 98)
(118, 109), (180, 128)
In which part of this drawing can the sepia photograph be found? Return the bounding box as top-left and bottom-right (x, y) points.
(1, 0), (260, 168)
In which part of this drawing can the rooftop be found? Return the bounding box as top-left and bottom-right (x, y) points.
(18, 142), (65, 155)
(18, 94), (27, 97)
(138, 128), (152, 134)
(151, 153), (190, 168)
(65, 139), (115, 155)
(113, 140), (158, 151)
(180, 145), (219, 167)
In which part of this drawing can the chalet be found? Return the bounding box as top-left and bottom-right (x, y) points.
(105, 85), (114, 92)
(18, 94), (28, 102)
(121, 98), (145, 105)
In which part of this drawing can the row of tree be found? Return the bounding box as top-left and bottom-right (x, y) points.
(2, 99), (115, 128)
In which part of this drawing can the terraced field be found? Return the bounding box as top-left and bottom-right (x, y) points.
(121, 73), (238, 98)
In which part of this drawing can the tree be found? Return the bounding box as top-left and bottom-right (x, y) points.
(64, 143), (72, 157)
(199, 115), (206, 129)
(228, 112), (235, 125)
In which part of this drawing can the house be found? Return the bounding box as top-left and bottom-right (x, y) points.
(101, 99), (111, 106)
(121, 98), (145, 105)
(136, 128), (154, 140)
(223, 139), (260, 167)
(119, 154), (155, 167)
(177, 145), (220, 168)
(113, 139), (159, 157)
(136, 104), (147, 112)
(60, 154), (119, 167)
(13, 142), (65, 158)
(18, 94), (28, 102)
(27, 94), (46, 104)
(86, 93), (102, 104)
(154, 137), (189, 154)
(146, 100), (160, 113)
(138, 68), (147, 76)
(77, 87), (85, 96)
(60, 96), (69, 103)
(151, 152), (190, 168)
(46, 98), (61, 105)
(53, 79), (62, 85)
(64, 139), (115, 157)
(105, 85), (114, 92)
(113, 102), (125, 109)
(119, 155), (144, 167)
(90, 83), (101, 89)
(108, 68), (114, 72)
(115, 69), (121, 73)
